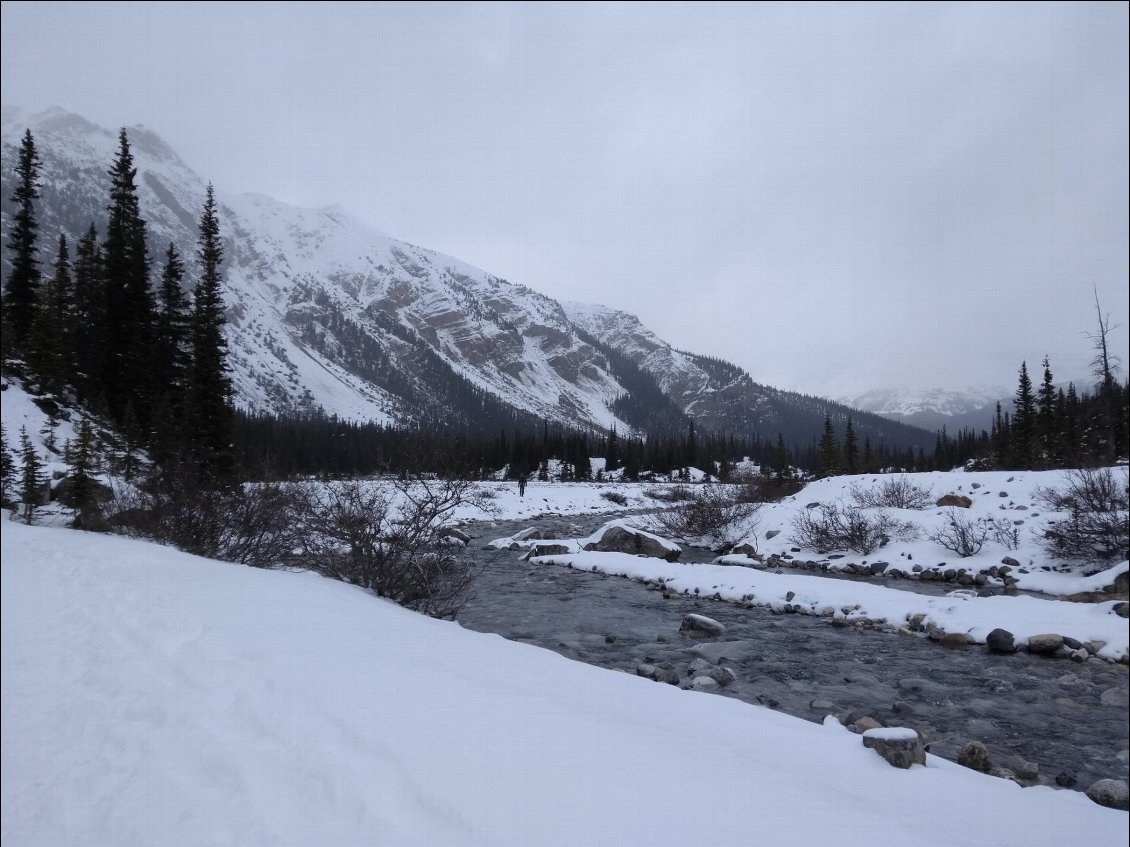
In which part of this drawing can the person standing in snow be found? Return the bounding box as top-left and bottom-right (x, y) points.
(518, 476), (527, 497)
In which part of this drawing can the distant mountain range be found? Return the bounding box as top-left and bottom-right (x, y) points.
(1, 106), (933, 452)
(839, 373), (1098, 435)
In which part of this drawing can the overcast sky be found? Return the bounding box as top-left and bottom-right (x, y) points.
(2, 2), (1127, 396)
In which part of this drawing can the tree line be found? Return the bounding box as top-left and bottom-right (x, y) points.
(2, 127), (234, 489)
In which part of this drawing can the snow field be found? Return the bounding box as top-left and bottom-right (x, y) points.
(3, 519), (1126, 847)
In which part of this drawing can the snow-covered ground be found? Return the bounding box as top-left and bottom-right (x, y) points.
(3, 518), (1126, 847)
(671, 469), (1127, 594)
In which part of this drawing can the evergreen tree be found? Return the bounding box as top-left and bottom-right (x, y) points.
(4, 129), (43, 350)
(604, 425), (620, 471)
(28, 234), (74, 395)
(155, 243), (192, 406)
(63, 417), (101, 529)
(1011, 361), (1036, 468)
(843, 418), (858, 474)
(71, 225), (105, 401)
(772, 433), (791, 481)
(102, 129), (156, 427)
(861, 437), (873, 473)
(18, 426), (45, 524)
(0, 422), (16, 504)
(188, 183), (234, 484)
(816, 415), (840, 478)
(1036, 356), (1057, 467)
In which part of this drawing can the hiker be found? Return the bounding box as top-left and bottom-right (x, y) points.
(518, 476), (527, 497)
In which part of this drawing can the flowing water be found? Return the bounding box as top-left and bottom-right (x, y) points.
(456, 512), (1130, 791)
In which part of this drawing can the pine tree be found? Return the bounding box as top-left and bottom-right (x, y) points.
(816, 415), (840, 478)
(0, 422), (16, 504)
(843, 418), (858, 474)
(1011, 361), (1036, 468)
(861, 437), (874, 473)
(604, 425), (620, 471)
(4, 129), (43, 351)
(63, 417), (101, 529)
(71, 225), (105, 401)
(18, 426), (45, 524)
(772, 433), (791, 482)
(1036, 356), (1057, 467)
(28, 234), (74, 395)
(102, 129), (156, 427)
(188, 183), (234, 485)
(155, 243), (191, 394)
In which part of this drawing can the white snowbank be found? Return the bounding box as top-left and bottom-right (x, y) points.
(723, 468), (1129, 596)
(4, 519), (1126, 846)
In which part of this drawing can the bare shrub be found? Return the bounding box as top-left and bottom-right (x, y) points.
(732, 471), (805, 503)
(108, 473), (305, 567)
(790, 502), (919, 555)
(299, 477), (492, 618)
(600, 490), (628, 506)
(928, 508), (990, 557)
(849, 475), (934, 510)
(986, 517), (1020, 550)
(654, 484), (759, 543)
(644, 485), (695, 503)
(1035, 467), (1129, 561)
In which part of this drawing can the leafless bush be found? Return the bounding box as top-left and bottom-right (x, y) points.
(654, 484), (759, 543)
(790, 502), (919, 555)
(1035, 467), (1129, 561)
(731, 471), (805, 503)
(988, 516), (1021, 550)
(644, 485), (695, 502)
(849, 475), (934, 510)
(298, 477), (491, 618)
(108, 474), (305, 567)
(600, 490), (628, 506)
(928, 508), (990, 557)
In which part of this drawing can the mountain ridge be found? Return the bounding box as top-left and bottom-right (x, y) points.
(1, 106), (934, 452)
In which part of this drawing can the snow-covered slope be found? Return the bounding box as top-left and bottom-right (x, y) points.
(1, 107), (630, 430)
(565, 301), (934, 449)
(4, 518), (1126, 846)
(1, 106), (929, 448)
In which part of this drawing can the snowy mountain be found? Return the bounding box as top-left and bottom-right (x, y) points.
(565, 301), (933, 449)
(1, 106), (931, 449)
(1, 106), (631, 432)
(837, 385), (1008, 433)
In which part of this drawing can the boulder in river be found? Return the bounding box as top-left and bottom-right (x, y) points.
(582, 521), (681, 561)
(679, 613), (726, 638)
(1085, 778), (1129, 811)
(958, 741), (992, 773)
(862, 727), (926, 769)
(1027, 633), (1064, 655)
(986, 628), (1016, 653)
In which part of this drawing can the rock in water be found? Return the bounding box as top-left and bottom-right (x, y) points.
(862, 728), (926, 769)
(1085, 779), (1130, 811)
(679, 614), (726, 637)
(583, 523), (681, 561)
(958, 741), (992, 773)
(986, 628), (1016, 653)
(1027, 633), (1064, 655)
